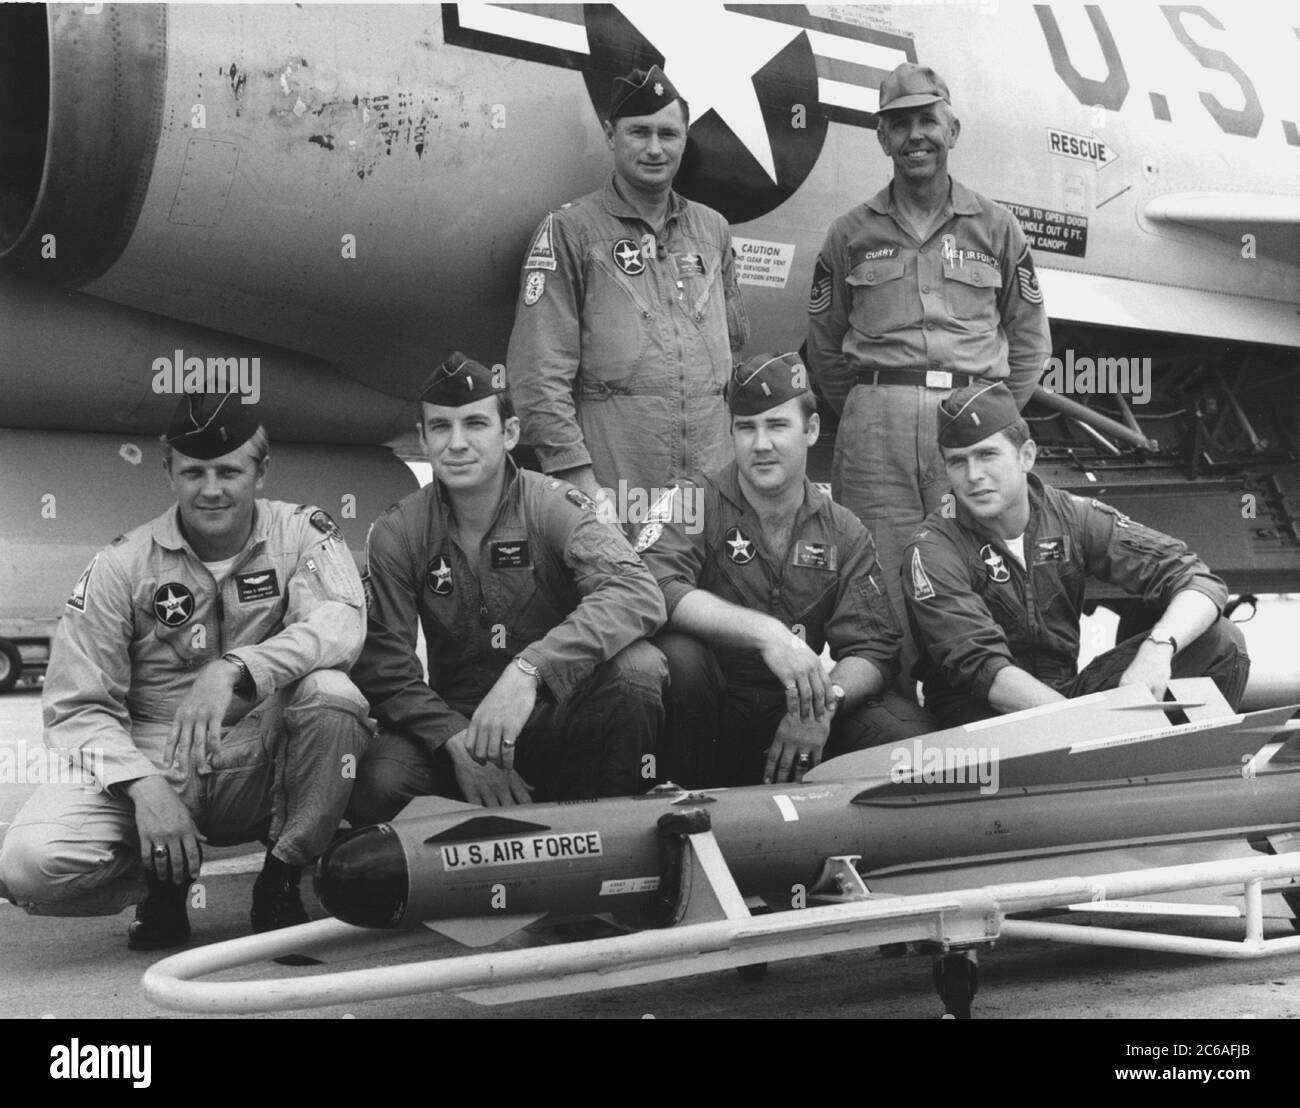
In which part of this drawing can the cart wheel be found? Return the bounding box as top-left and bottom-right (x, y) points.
(0, 639), (21, 694)
(932, 952), (978, 1019)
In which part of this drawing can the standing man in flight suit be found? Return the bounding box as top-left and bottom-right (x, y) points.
(507, 64), (749, 529)
(903, 383), (1250, 726)
(0, 394), (371, 949)
(636, 353), (932, 788)
(346, 353), (667, 820)
(806, 62), (1052, 685)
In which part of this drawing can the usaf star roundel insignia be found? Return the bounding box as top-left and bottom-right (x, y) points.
(980, 544), (1011, 584)
(612, 238), (645, 275)
(153, 583), (196, 627)
(725, 525), (755, 564)
(428, 556), (454, 596)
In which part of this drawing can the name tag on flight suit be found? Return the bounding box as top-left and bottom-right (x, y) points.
(793, 541), (837, 571)
(490, 541), (531, 569)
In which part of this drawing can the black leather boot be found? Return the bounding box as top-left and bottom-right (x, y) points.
(127, 871), (192, 951)
(250, 848), (309, 933)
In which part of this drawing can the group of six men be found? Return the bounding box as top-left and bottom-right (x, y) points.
(0, 63), (1247, 949)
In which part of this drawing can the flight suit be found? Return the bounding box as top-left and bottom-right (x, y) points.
(636, 465), (931, 787)
(807, 179), (1053, 683)
(902, 474), (1250, 725)
(347, 462), (667, 820)
(0, 501), (371, 915)
(506, 178), (749, 503)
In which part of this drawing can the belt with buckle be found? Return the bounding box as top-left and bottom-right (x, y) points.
(864, 369), (979, 390)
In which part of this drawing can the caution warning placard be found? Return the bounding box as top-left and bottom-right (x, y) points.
(997, 200), (1089, 258)
(733, 237), (796, 288)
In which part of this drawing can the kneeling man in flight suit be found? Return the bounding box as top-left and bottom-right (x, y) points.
(636, 353), (933, 788)
(347, 353), (668, 819)
(902, 382), (1250, 727)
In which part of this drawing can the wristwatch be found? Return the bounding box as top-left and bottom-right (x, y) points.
(222, 653), (255, 699)
(513, 656), (542, 687)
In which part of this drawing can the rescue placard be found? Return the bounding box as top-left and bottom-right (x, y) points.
(440, 832), (603, 870)
(1045, 128), (1117, 170)
(732, 237), (796, 288)
(996, 200), (1088, 258)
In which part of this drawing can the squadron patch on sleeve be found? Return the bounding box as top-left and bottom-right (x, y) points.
(524, 213), (557, 271)
(910, 548), (936, 600)
(66, 554), (99, 612)
(633, 522), (663, 553)
(309, 509), (344, 542)
(566, 488), (598, 513)
(644, 486), (680, 524)
(1089, 498), (1131, 528)
(808, 255), (832, 315)
(523, 271), (546, 305)
(1015, 247), (1043, 305)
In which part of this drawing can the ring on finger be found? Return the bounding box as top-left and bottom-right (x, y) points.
(151, 845), (168, 859)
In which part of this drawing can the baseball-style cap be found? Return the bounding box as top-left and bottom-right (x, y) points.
(417, 352), (505, 407)
(938, 382), (1020, 448)
(727, 352), (812, 416)
(609, 64), (681, 121)
(165, 392), (261, 459)
(877, 62), (951, 113)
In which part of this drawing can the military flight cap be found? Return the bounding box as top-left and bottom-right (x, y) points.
(165, 391), (261, 460)
(418, 351), (504, 407)
(938, 381), (1021, 448)
(877, 62), (951, 113)
(727, 352), (811, 416)
(609, 64), (681, 121)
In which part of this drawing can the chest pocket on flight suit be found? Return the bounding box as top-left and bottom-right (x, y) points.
(845, 258), (912, 336)
(583, 248), (657, 383)
(942, 261), (1001, 324)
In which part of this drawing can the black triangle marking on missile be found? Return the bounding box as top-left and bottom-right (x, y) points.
(422, 816), (552, 844)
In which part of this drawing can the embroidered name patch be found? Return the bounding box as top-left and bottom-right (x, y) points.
(490, 541), (531, 569)
(1033, 537), (1068, 564)
(235, 569), (280, 602)
(793, 540), (837, 571)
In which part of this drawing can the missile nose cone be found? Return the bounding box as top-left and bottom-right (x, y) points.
(314, 825), (409, 928)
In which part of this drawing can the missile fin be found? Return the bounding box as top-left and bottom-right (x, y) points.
(424, 913), (547, 948)
(394, 794), (480, 819)
(421, 815), (553, 844)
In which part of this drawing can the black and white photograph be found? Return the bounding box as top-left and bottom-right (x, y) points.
(0, 0), (1297, 1044)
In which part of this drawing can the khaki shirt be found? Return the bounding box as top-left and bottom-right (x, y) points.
(807, 179), (1051, 413)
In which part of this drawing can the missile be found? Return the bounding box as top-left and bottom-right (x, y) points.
(315, 682), (1300, 937)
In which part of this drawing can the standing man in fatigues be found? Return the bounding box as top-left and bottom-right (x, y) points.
(507, 64), (749, 528)
(806, 62), (1052, 685)
(636, 353), (932, 788)
(346, 354), (667, 820)
(0, 394), (371, 949)
(902, 383), (1250, 726)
